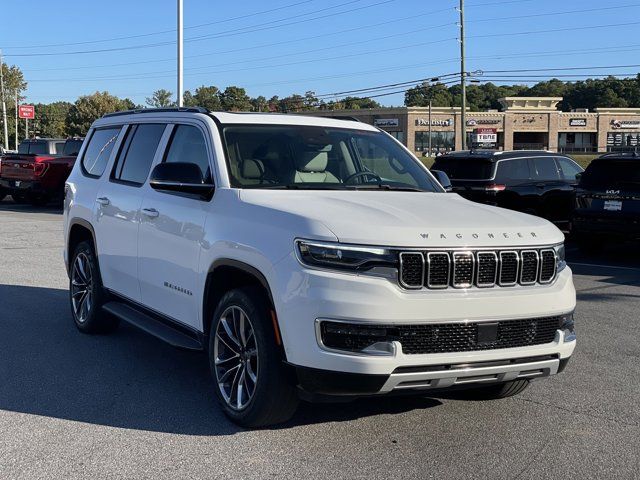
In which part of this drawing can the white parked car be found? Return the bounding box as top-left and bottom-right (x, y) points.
(63, 108), (576, 427)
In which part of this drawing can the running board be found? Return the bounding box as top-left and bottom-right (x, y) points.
(102, 301), (204, 351)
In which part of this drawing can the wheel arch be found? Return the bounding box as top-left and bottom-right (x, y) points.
(202, 259), (279, 342)
(67, 218), (97, 276)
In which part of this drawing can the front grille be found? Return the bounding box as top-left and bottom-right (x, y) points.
(397, 247), (558, 290)
(321, 317), (561, 355)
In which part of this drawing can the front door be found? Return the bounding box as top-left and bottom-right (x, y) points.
(138, 123), (213, 330)
(93, 123), (168, 302)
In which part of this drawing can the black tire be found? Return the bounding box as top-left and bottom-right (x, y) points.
(28, 194), (50, 207)
(208, 286), (298, 428)
(69, 240), (119, 334)
(12, 193), (27, 204)
(457, 379), (529, 400)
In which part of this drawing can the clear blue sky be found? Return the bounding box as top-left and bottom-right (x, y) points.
(2, 0), (640, 106)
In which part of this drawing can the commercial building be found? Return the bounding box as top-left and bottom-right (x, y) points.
(308, 97), (640, 155)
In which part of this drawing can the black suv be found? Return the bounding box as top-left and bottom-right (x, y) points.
(432, 150), (583, 226)
(572, 153), (640, 248)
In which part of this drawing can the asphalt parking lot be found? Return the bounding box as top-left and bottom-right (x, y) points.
(0, 199), (639, 480)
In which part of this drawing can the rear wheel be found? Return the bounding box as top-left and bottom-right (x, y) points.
(209, 287), (298, 427)
(69, 241), (119, 334)
(457, 379), (529, 400)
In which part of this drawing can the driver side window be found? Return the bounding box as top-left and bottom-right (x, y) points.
(164, 124), (211, 182)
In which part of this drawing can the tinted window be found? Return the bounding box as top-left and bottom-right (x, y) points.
(530, 157), (560, 181)
(556, 157), (583, 181)
(580, 159), (640, 188)
(496, 159), (530, 182)
(62, 139), (84, 156)
(114, 124), (166, 185)
(164, 125), (210, 180)
(54, 142), (65, 154)
(82, 128), (121, 177)
(431, 157), (494, 180)
(18, 141), (48, 155)
(17, 142), (29, 154)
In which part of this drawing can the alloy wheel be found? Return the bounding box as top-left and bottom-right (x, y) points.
(71, 252), (93, 323)
(213, 306), (259, 410)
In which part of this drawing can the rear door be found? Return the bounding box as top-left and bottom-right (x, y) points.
(493, 158), (535, 213)
(93, 123), (168, 302)
(528, 156), (565, 222)
(137, 122), (212, 330)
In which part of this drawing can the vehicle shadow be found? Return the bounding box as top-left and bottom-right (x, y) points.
(0, 284), (440, 435)
(0, 199), (63, 215)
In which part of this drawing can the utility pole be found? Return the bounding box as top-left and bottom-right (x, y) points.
(15, 90), (18, 149)
(177, 0), (184, 107)
(428, 95), (432, 156)
(459, 0), (467, 150)
(0, 49), (9, 150)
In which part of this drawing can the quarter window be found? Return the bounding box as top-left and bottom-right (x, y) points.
(163, 125), (211, 181)
(113, 124), (166, 185)
(82, 127), (122, 177)
(496, 159), (530, 182)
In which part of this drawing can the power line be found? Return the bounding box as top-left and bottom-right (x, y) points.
(468, 3), (640, 23)
(3, 0), (398, 57)
(2, 0), (316, 49)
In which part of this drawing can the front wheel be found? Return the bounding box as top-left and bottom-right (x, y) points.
(209, 287), (298, 427)
(69, 241), (119, 334)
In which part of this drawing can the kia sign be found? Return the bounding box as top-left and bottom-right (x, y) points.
(19, 105), (35, 119)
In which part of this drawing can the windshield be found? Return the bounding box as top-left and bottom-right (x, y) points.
(432, 156), (495, 180)
(221, 125), (441, 191)
(580, 159), (640, 188)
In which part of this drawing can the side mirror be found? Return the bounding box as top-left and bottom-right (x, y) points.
(575, 172), (583, 182)
(150, 162), (214, 200)
(431, 169), (453, 192)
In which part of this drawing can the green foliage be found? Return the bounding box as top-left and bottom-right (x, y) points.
(0, 62), (28, 148)
(34, 102), (73, 138)
(66, 91), (135, 136)
(220, 86), (252, 111)
(184, 85), (222, 110)
(146, 89), (175, 108)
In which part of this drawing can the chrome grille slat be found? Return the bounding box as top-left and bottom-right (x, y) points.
(452, 252), (474, 288)
(426, 252), (450, 289)
(398, 247), (558, 290)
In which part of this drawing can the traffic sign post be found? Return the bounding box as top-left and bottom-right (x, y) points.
(19, 105), (34, 139)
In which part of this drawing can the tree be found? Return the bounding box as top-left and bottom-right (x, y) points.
(184, 85), (222, 110)
(34, 101), (73, 138)
(66, 91), (133, 136)
(146, 89), (174, 108)
(0, 61), (28, 148)
(251, 95), (268, 112)
(220, 86), (252, 111)
(405, 82), (453, 107)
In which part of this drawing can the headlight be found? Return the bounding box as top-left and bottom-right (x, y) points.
(554, 243), (566, 273)
(296, 240), (397, 272)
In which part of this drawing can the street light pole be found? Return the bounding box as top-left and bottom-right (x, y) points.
(177, 0), (184, 107)
(428, 96), (432, 156)
(459, 0), (467, 150)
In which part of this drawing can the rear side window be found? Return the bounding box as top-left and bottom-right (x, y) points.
(113, 124), (166, 185)
(18, 141), (48, 154)
(530, 157), (560, 181)
(54, 142), (65, 154)
(163, 125), (210, 180)
(431, 157), (494, 180)
(556, 157), (583, 181)
(496, 159), (531, 182)
(82, 127), (121, 177)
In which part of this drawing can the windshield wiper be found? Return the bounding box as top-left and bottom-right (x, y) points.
(348, 183), (426, 192)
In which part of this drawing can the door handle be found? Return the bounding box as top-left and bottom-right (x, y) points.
(142, 208), (159, 218)
(96, 196), (110, 206)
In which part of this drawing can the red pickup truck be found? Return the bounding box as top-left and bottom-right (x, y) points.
(0, 138), (84, 205)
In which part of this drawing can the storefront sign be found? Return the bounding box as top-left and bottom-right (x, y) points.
(569, 118), (587, 127)
(472, 128), (497, 144)
(416, 118), (453, 127)
(373, 118), (399, 127)
(610, 119), (640, 129)
(466, 118), (501, 126)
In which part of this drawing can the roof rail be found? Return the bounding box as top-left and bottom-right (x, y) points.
(598, 151), (640, 158)
(102, 106), (209, 118)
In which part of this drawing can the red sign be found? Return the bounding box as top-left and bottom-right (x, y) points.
(19, 105), (35, 119)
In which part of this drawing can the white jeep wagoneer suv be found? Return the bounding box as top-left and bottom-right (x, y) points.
(63, 108), (576, 427)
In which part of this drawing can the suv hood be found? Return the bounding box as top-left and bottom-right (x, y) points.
(239, 190), (564, 247)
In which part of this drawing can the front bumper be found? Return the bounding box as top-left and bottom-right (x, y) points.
(272, 253), (577, 381)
